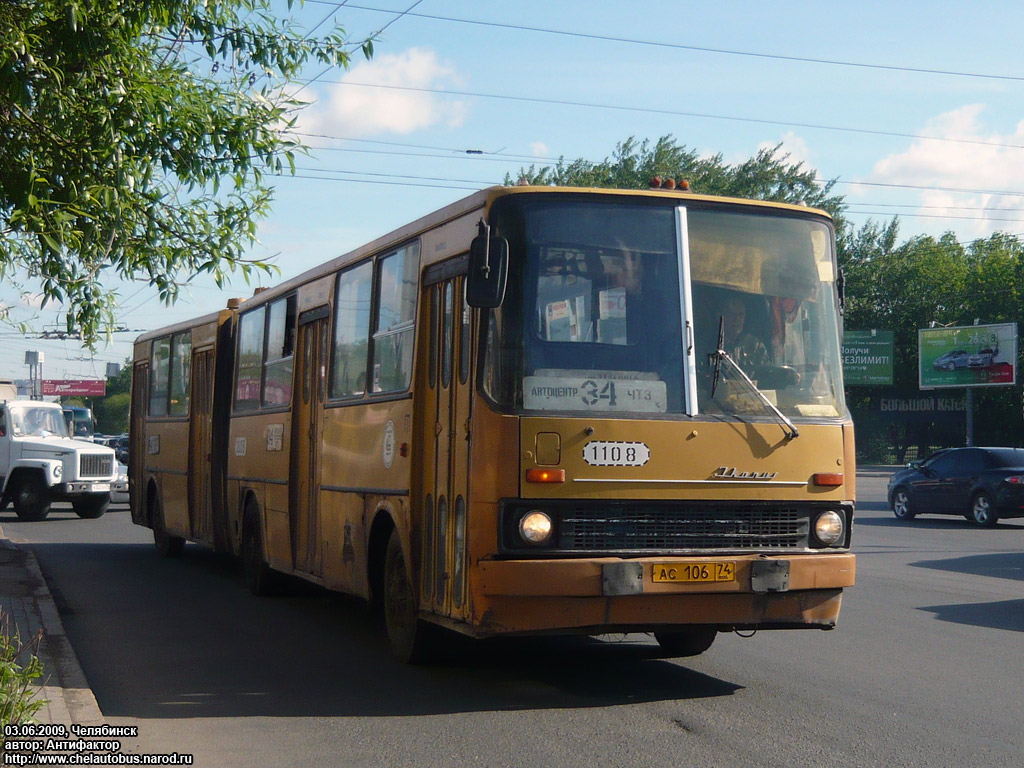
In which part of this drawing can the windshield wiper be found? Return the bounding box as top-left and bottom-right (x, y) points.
(710, 316), (799, 440)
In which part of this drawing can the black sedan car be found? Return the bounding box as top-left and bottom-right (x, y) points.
(887, 447), (1024, 526)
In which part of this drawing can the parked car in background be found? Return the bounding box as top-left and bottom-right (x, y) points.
(932, 350), (971, 371)
(111, 461), (129, 506)
(887, 446), (1024, 526)
(111, 435), (130, 466)
(0, 399), (117, 520)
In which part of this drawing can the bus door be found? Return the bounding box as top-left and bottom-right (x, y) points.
(290, 309), (328, 576)
(188, 348), (214, 542)
(129, 364), (148, 525)
(422, 277), (473, 618)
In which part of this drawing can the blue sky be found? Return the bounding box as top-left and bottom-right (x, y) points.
(5, 0), (1024, 381)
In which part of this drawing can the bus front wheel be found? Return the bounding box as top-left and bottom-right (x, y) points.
(654, 629), (717, 657)
(383, 528), (437, 664)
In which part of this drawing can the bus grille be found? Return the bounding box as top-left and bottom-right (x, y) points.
(559, 507), (808, 551)
(79, 453), (113, 478)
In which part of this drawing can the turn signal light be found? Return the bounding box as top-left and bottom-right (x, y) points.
(525, 468), (565, 483)
(812, 473), (844, 487)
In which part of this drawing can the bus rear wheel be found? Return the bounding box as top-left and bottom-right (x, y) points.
(242, 502), (277, 595)
(151, 493), (185, 558)
(654, 629), (717, 657)
(13, 475), (51, 522)
(383, 528), (437, 664)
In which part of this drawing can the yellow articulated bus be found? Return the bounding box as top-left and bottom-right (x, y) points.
(131, 306), (238, 557)
(130, 185), (855, 662)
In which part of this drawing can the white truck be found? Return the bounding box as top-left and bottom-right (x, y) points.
(0, 394), (118, 520)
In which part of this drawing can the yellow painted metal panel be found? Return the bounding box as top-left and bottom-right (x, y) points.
(520, 418), (849, 501)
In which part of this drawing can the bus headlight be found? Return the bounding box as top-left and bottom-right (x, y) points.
(519, 510), (553, 545)
(813, 511), (844, 547)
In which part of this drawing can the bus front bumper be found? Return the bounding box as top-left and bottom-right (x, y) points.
(471, 552), (854, 636)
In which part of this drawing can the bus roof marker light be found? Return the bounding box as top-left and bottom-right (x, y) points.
(525, 468), (565, 483)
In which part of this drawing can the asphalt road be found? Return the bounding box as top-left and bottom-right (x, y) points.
(3, 477), (1023, 768)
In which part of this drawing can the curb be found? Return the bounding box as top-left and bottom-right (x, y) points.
(0, 529), (103, 726)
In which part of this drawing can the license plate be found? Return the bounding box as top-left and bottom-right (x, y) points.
(652, 562), (735, 583)
(90, 483), (111, 492)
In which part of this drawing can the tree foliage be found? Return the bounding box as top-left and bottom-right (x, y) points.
(844, 226), (1024, 456)
(507, 135), (848, 233)
(1, 0), (370, 344)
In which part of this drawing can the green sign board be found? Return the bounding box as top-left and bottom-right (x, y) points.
(842, 330), (894, 386)
(918, 323), (1018, 389)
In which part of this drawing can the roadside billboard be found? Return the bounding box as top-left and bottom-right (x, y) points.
(918, 323), (1017, 389)
(842, 329), (894, 386)
(42, 379), (106, 397)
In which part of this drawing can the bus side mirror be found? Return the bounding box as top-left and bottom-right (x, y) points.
(466, 230), (508, 308)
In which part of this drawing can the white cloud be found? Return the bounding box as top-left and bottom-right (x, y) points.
(866, 105), (1024, 238)
(530, 141), (550, 157)
(299, 48), (467, 137)
(758, 131), (815, 167)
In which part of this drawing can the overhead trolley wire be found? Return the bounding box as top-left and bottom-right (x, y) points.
(314, 80), (1024, 154)
(321, 3), (1024, 83)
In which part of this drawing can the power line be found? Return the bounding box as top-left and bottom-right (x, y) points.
(847, 202), (1024, 213)
(850, 210), (1024, 223)
(315, 80), (1024, 154)
(274, 170), (1024, 227)
(292, 165), (499, 185)
(319, 2), (1024, 84)
(301, 143), (556, 165)
(291, 132), (1024, 204)
(295, 131), (554, 162)
(279, 172), (479, 191)
(297, 0), (421, 95)
(826, 178), (1024, 198)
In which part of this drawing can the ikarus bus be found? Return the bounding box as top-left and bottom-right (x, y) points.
(130, 185), (855, 663)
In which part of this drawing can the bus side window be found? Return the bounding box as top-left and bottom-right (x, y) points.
(263, 296), (296, 407)
(332, 261), (373, 398)
(149, 336), (171, 417)
(168, 331), (192, 417)
(372, 242), (420, 393)
(235, 306), (266, 411)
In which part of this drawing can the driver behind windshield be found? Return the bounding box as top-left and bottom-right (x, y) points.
(719, 295), (769, 369)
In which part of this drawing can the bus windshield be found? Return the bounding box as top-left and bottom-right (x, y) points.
(483, 196), (847, 421)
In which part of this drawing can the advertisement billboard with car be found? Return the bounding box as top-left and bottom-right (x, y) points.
(918, 323), (1017, 389)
